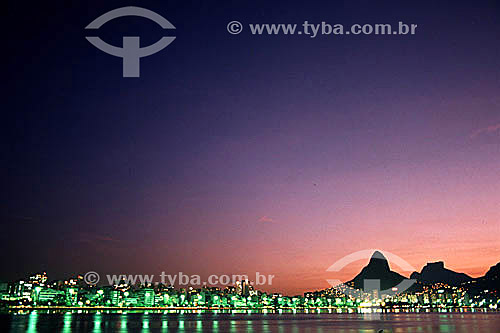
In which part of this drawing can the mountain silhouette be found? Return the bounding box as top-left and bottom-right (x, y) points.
(466, 261), (500, 295)
(484, 262), (500, 279)
(410, 261), (472, 286)
(479, 261), (500, 291)
(348, 251), (407, 291)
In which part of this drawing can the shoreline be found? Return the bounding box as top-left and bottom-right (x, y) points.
(3, 306), (499, 314)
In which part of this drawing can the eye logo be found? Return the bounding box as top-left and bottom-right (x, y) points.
(85, 7), (176, 77)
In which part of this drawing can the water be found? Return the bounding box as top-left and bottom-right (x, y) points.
(2, 311), (500, 332)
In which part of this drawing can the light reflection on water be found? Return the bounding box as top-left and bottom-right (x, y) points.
(3, 310), (500, 332)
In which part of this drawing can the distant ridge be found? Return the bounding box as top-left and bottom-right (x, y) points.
(410, 261), (472, 286)
(484, 262), (500, 279)
(335, 254), (500, 296)
(466, 261), (500, 295)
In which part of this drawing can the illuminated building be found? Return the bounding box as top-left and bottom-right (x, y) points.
(137, 288), (155, 306)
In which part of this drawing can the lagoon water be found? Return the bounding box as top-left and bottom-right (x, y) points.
(2, 311), (500, 332)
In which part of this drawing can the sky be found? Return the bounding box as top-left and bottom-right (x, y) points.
(2, 0), (499, 295)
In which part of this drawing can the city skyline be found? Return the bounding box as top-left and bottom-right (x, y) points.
(2, 251), (499, 296)
(1, 249), (497, 311)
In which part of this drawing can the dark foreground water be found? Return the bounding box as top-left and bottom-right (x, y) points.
(2, 311), (500, 332)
